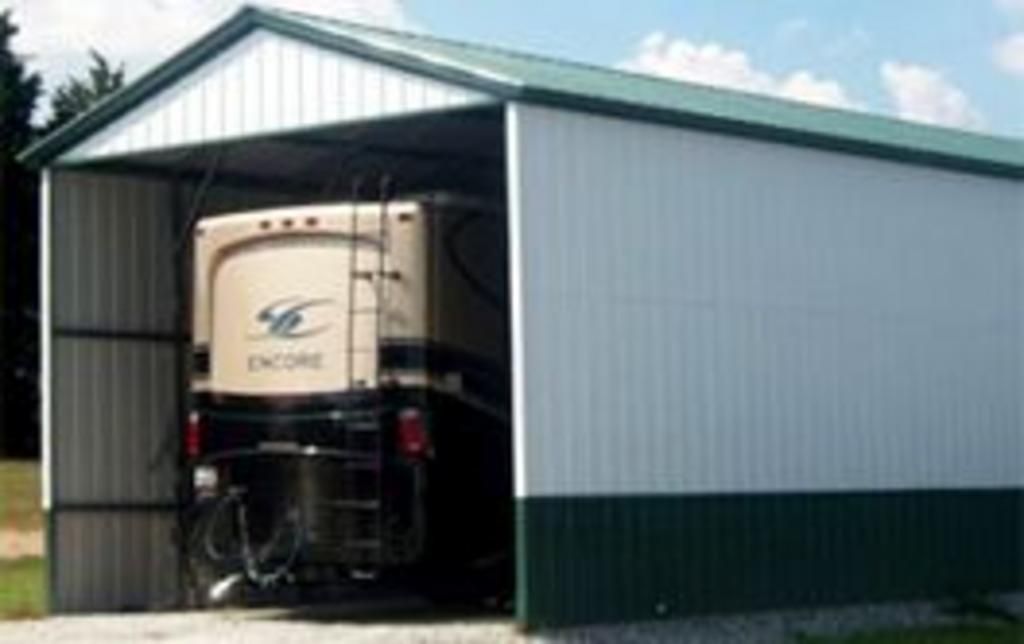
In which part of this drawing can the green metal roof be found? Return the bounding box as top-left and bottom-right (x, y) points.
(21, 5), (1024, 178)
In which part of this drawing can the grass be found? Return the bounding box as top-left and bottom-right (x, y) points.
(0, 460), (45, 620)
(0, 557), (44, 619)
(0, 460), (42, 532)
(798, 623), (1024, 644)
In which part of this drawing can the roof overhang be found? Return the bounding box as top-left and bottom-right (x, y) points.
(20, 5), (1024, 179)
(19, 7), (517, 168)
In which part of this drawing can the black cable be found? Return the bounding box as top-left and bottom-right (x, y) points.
(173, 149), (223, 259)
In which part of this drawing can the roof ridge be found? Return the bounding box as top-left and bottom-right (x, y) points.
(256, 4), (629, 73)
(255, 6), (746, 96)
(252, 5), (1023, 146)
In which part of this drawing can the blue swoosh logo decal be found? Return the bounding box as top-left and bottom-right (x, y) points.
(250, 297), (335, 340)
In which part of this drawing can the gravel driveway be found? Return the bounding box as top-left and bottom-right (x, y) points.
(2, 594), (1020, 643)
(0, 603), (522, 644)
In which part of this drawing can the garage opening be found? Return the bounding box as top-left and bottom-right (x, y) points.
(47, 104), (515, 613)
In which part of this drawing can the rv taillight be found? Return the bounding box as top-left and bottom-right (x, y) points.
(397, 409), (430, 460)
(186, 412), (202, 459)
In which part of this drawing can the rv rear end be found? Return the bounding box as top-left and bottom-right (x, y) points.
(184, 196), (511, 602)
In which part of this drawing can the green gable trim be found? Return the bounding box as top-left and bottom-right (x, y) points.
(516, 490), (1024, 630)
(20, 5), (1024, 179)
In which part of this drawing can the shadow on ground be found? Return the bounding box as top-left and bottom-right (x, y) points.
(242, 587), (511, 627)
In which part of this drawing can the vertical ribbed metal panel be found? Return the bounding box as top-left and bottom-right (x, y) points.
(509, 104), (1024, 498)
(64, 30), (487, 162)
(52, 512), (179, 612)
(50, 337), (179, 504)
(51, 173), (178, 334)
(509, 104), (1024, 627)
(48, 170), (182, 612)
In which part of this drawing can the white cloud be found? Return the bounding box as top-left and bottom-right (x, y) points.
(779, 71), (852, 107)
(621, 31), (858, 110)
(994, 32), (1024, 76)
(995, 0), (1024, 15)
(0, 0), (412, 92)
(880, 61), (985, 130)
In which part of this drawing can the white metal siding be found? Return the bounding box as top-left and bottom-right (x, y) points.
(64, 30), (488, 162)
(40, 170), (52, 510)
(508, 104), (1024, 498)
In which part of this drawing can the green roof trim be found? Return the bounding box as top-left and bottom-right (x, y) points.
(20, 5), (1024, 178)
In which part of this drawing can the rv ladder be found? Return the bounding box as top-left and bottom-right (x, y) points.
(337, 176), (396, 566)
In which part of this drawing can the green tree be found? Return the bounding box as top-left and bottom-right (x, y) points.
(0, 9), (42, 457)
(45, 50), (124, 132)
(0, 10), (40, 154)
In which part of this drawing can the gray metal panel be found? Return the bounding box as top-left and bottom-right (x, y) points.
(508, 104), (1024, 498)
(51, 172), (178, 334)
(63, 30), (487, 163)
(51, 337), (179, 504)
(49, 170), (182, 613)
(52, 511), (179, 613)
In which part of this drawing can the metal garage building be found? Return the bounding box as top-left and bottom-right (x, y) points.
(21, 5), (1024, 629)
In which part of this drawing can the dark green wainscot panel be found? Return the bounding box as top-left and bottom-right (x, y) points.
(515, 489), (1024, 629)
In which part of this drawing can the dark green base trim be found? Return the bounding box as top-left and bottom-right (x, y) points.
(516, 489), (1024, 630)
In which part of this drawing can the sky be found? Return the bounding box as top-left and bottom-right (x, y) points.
(2, 0), (1022, 138)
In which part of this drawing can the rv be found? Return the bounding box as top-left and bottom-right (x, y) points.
(185, 195), (511, 601)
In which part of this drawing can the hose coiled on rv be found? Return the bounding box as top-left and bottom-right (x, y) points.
(199, 488), (305, 590)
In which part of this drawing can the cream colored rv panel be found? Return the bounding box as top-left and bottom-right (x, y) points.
(195, 202), (429, 395)
(193, 198), (507, 399)
(211, 238), (363, 394)
(62, 30), (488, 162)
